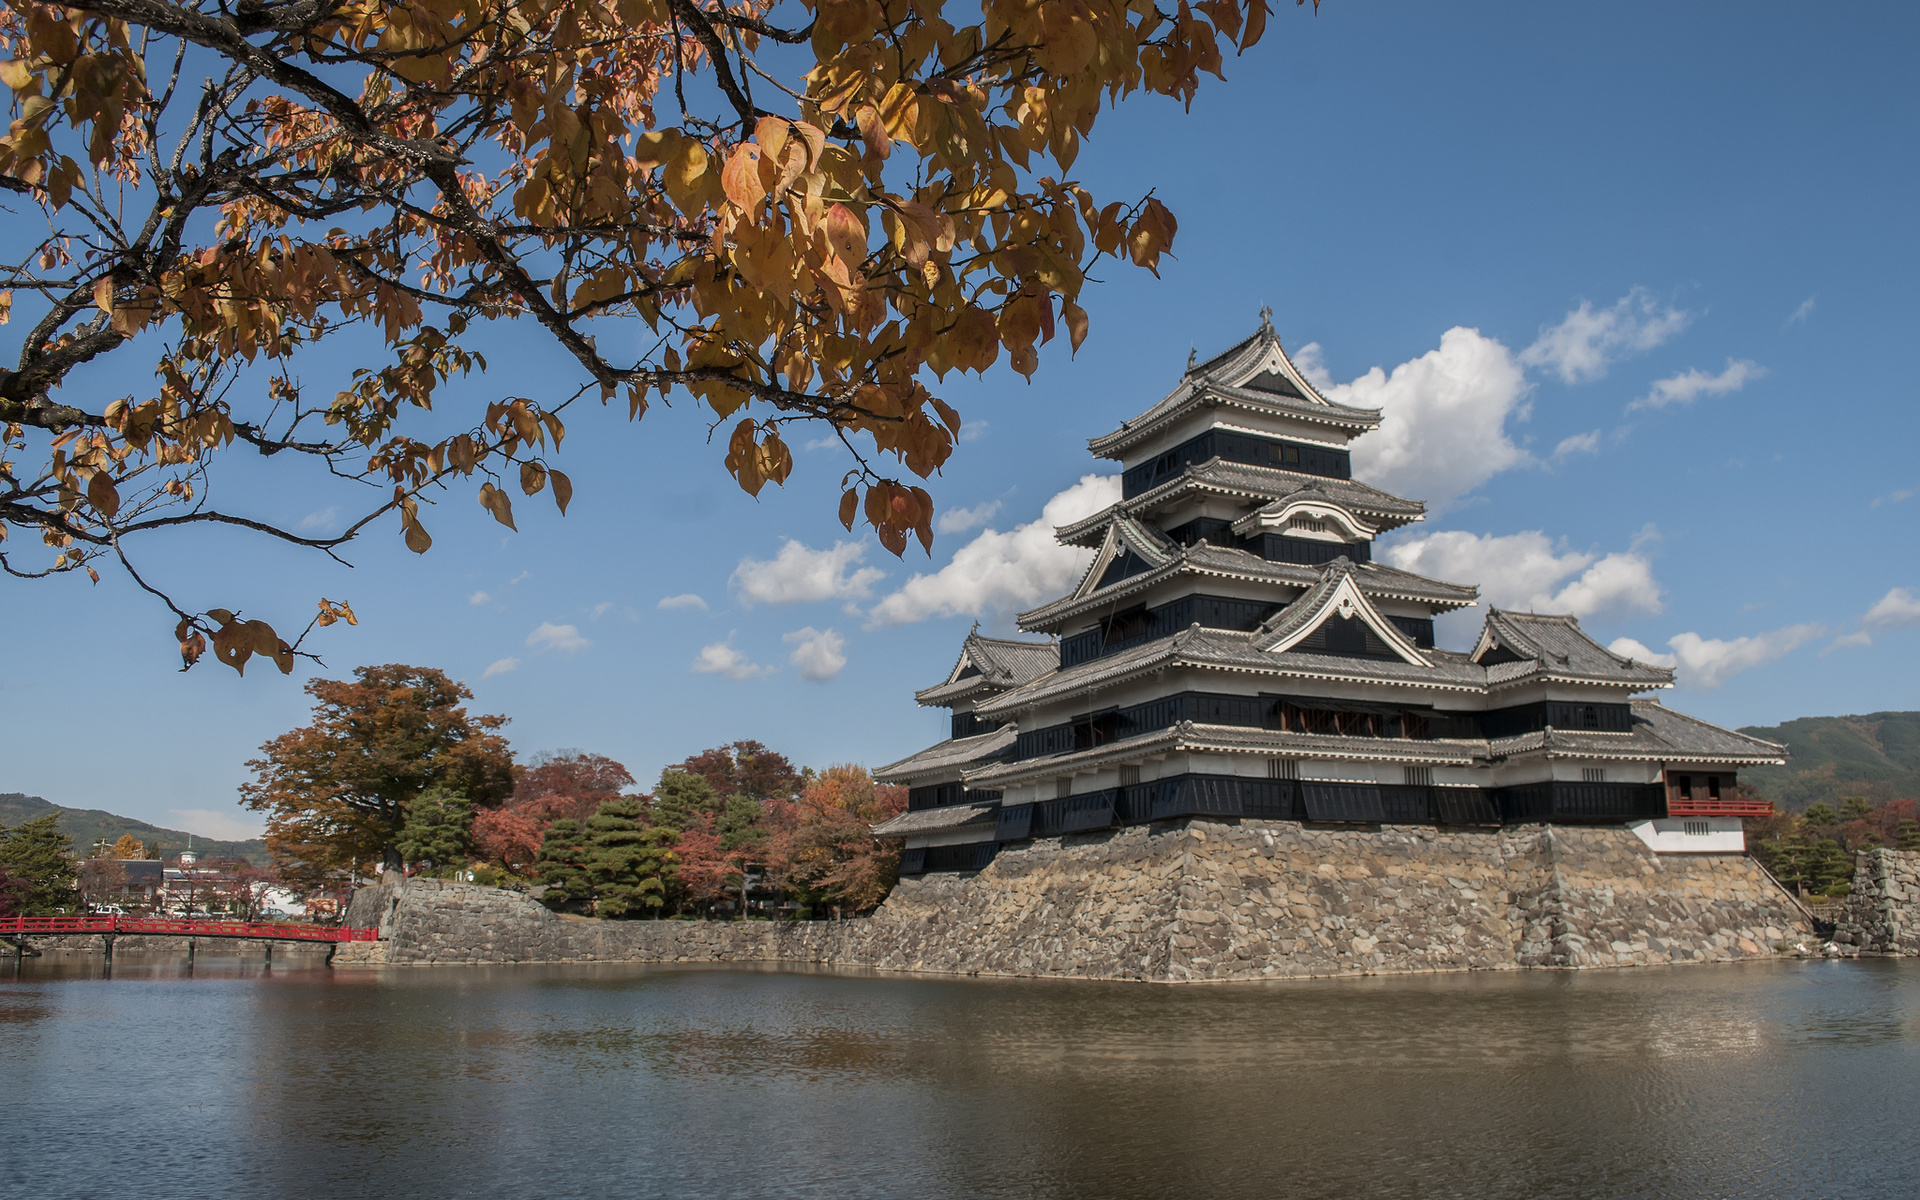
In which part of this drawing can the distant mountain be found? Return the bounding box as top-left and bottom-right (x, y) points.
(1738, 712), (1920, 812)
(0, 793), (267, 862)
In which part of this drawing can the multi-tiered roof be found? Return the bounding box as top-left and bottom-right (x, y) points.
(877, 319), (1784, 870)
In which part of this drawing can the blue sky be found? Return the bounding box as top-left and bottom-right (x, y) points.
(5, 2), (1917, 839)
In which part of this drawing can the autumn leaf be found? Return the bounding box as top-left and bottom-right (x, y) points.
(0, 0), (1264, 671)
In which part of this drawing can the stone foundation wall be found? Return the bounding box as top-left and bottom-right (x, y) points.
(1833, 849), (1920, 956)
(362, 820), (1813, 981)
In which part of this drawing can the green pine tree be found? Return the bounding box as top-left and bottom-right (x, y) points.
(0, 815), (81, 915)
(649, 770), (720, 833)
(718, 794), (765, 853)
(1810, 838), (1853, 898)
(583, 798), (676, 918)
(1840, 797), (1874, 822)
(1803, 802), (1840, 828)
(1894, 817), (1920, 853)
(535, 818), (594, 912)
(394, 786), (474, 870)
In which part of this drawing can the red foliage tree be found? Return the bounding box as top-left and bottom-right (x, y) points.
(673, 741), (801, 803)
(474, 751), (636, 872)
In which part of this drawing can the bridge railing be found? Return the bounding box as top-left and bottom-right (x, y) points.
(0, 916), (380, 942)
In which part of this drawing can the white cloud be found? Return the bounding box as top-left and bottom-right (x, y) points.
(589, 601), (614, 620)
(1382, 530), (1663, 619)
(1629, 359), (1765, 412)
(937, 500), (1002, 535)
(1610, 626), (1822, 689)
(1606, 637), (1677, 670)
(1552, 430), (1602, 459)
(298, 506), (339, 532)
(468, 591), (491, 606)
(510, 571), (531, 585)
(803, 435), (839, 452)
(692, 634), (775, 680)
(1648, 625), (1823, 690)
(1871, 489), (1913, 509)
(483, 656), (520, 677)
(526, 622), (589, 653)
(866, 473), (1122, 627)
(1822, 631), (1873, 656)
(1310, 328), (1531, 508)
(1864, 587), (1920, 628)
(1518, 288), (1692, 383)
(1785, 296), (1816, 326)
(168, 808), (265, 842)
(783, 626), (848, 681)
(731, 540), (885, 607)
(960, 420), (990, 443)
(657, 593), (709, 611)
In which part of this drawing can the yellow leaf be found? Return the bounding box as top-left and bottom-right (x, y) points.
(404, 517), (432, 553)
(1063, 300), (1089, 354)
(520, 461), (547, 496)
(550, 469), (573, 515)
(86, 471), (120, 518)
(478, 482), (517, 531)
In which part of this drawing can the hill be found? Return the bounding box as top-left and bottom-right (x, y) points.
(0, 793), (267, 862)
(1737, 711), (1920, 812)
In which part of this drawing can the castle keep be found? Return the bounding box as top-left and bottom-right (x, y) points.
(876, 319), (1787, 868)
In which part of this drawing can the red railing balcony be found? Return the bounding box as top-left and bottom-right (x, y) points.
(1667, 796), (1773, 818)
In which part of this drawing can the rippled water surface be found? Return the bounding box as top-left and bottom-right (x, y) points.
(4, 953), (1918, 1199)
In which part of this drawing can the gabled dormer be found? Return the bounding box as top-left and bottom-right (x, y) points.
(1254, 560), (1429, 666)
(1072, 516), (1177, 599)
(1087, 314), (1384, 500)
(915, 627), (1059, 736)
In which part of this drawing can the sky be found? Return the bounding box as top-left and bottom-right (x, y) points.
(5, 2), (1917, 839)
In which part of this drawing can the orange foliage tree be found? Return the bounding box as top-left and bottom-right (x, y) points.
(0, 0), (1301, 667)
(240, 664), (515, 880)
(763, 762), (903, 911)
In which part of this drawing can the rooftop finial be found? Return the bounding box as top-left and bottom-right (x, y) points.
(1260, 304), (1273, 330)
(1186, 345), (1197, 370)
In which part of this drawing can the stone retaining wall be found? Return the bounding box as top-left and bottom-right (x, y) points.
(1832, 848), (1920, 956)
(356, 819), (1814, 981)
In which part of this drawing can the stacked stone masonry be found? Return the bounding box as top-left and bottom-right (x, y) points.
(1833, 849), (1920, 956)
(350, 821), (1819, 981)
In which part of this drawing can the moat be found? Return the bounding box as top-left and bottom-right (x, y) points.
(5, 956), (1917, 1199)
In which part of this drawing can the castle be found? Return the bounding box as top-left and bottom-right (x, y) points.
(876, 318), (1785, 867)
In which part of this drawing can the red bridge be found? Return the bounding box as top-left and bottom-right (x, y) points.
(1, 915), (379, 942)
(2, 915), (379, 967)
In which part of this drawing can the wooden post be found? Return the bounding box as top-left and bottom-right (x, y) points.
(102, 933), (114, 976)
(263, 941), (273, 969)
(186, 938), (196, 966)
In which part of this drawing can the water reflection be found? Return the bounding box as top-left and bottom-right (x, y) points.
(2, 957), (1916, 1199)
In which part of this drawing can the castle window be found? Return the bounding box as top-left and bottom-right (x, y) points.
(1403, 766), (1433, 787)
(1056, 778), (1072, 799)
(1119, 765), (1141, 786)
(1582, 768), (1607, 783)
(1708, 776), (1722, 800)
(1269, 758), (1299, 780)
(1677, 774), (1693, 800)
(1582, 706), (1599, 729)
(1684, 821), (1710, 837)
